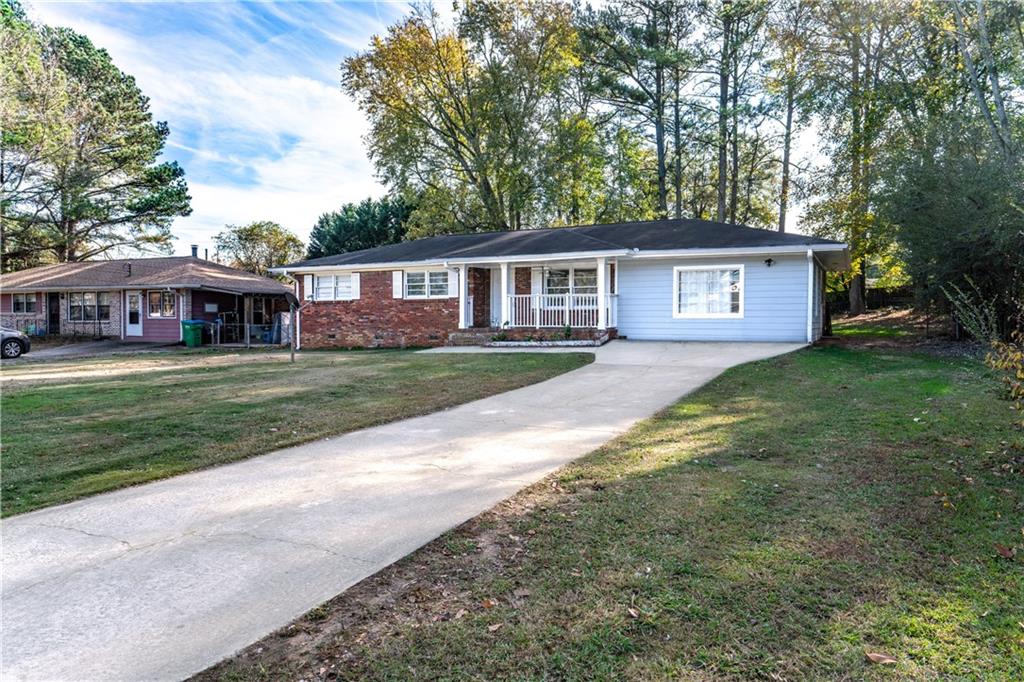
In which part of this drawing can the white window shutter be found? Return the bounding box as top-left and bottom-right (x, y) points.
(392, 271), (403, 298)
(531, 267), (542, 295)
(447, 268), (459, 298)
(350, 272), (360, 300)
(303, 274), (313, 301)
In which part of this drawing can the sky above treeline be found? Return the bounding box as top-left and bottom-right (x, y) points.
(27, 0), (411, 256)
(27, 0), (814, 256)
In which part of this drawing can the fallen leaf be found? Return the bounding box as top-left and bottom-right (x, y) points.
(487, 623), (503, 632)
(481, 598), (497, 609)
(995, 544), (1015, 559)
(513, 588), (531, 598)
(865, 652), (897, 665)
(627, 608), (640, 619)
(454, 609), (467, 620)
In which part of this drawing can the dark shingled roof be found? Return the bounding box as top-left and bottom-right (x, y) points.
(0, 257), (293, 295)
(284, 218), (843, 269)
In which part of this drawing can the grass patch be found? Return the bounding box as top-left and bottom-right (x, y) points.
(832, 323), (913, 338)
(197, 347), (1024, 681)
(0, 350), (591, 516)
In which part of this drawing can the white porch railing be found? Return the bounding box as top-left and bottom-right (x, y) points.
(508, 293), (617, 328)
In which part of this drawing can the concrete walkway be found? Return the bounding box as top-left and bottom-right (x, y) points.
(1, 341), (803, 681)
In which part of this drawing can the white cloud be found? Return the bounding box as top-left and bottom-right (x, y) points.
(25, 1), (405, 255)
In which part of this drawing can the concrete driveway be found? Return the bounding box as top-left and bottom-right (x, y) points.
(1, 341), (803, 681)
(2, 339), (172, 363)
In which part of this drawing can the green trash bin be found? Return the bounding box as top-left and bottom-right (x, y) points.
(181, 320), (204, 347)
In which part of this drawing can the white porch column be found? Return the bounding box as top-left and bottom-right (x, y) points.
(500, 262), (511, 327)
(596, 256), (607, 330)
(458, 266), (468, 328)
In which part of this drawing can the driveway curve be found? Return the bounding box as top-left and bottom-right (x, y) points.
(1, 341), (803, 681)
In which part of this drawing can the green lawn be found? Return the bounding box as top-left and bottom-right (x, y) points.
(0, 350), (591, 516)
(198, 346), (1024, 681)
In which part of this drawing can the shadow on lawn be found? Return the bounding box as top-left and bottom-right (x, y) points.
(196, 347), (1023, 681)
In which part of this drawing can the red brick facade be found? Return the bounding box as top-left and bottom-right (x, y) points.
(514, 267), (531, 295)
(299, 270), (458, 348)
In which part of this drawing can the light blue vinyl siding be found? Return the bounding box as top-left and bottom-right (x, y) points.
(616, 255), (809, 342)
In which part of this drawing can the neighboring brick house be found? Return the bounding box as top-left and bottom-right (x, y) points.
(274, 219), (849, 349)
(0, 249), (294, 343)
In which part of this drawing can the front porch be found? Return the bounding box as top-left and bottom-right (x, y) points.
(457, 257), (618, 333)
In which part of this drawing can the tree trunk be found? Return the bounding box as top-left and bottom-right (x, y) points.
(673, 64), (682, 220)
(654, 63), (668, 217)
(974, 0), (1016, 158)
(716, 12), (731, 222)
(848, 28), (866, 315)
(729, 58), (740, 224)
(952, 0), (1011, 159)
(777, 80), (795, 232)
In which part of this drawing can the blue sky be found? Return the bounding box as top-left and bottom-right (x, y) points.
(26, 0), (413, 255)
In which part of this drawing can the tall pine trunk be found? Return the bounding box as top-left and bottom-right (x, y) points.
(655, 62), (668, 217)
(729, 57), (740, 224)
(674, 64), (682, 220)
(716, 12), (731, 222)
(777, 80), (795, 232)
(848, 30), (866, 316)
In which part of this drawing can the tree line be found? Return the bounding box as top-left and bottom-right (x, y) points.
(342, 0), (1022, 323)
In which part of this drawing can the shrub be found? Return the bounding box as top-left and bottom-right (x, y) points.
(986, 330), (1024, 428)
(943, 277), (1000, 342)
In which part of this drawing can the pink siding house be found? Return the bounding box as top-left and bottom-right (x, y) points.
(0, 252), (294, 344)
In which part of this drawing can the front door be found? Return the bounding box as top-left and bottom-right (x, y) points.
(47, 293), (60, 335)
(125, 291), (143, 336)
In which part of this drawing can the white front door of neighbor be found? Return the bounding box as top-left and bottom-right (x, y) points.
(125, 291), (143, 336)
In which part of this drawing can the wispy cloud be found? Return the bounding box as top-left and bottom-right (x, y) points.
(25, 0), (410, 254)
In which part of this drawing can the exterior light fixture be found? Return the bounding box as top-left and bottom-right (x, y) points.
(764, 258), (775, 267)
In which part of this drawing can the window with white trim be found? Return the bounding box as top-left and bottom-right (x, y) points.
(404, 270), (449, 298)
(543, 267), (597, 295)
(673, 266), (743, 318)
(147, 291), (176, 318)
(70, 292), (112, 321)
(314, 274), (353, 301)
(12, 293), (36, 314)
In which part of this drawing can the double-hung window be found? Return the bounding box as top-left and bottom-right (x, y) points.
(148, 291), (176, 318)
(12, 293), (36, 314)
(314, 274), (354, 301)
(404, 270), (449, 298)
(69, 292), (112, 321)
(543, 267), (597, 296)
(673, 265), (743, 318)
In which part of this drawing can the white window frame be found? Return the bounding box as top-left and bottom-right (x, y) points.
(542, 266), (598, 296)
(147, 290), (177, 319)
(672, 264), (745, 319)
(70, 291), (113, 321)
(313, 273), (356, 301)
(12, 293), (36, 314)
(403, 270), (449, 299)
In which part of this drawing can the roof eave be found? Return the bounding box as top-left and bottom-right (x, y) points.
(272, 243), (850, 274)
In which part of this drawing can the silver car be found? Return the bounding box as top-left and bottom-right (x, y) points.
(1, 328), (31, 359)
